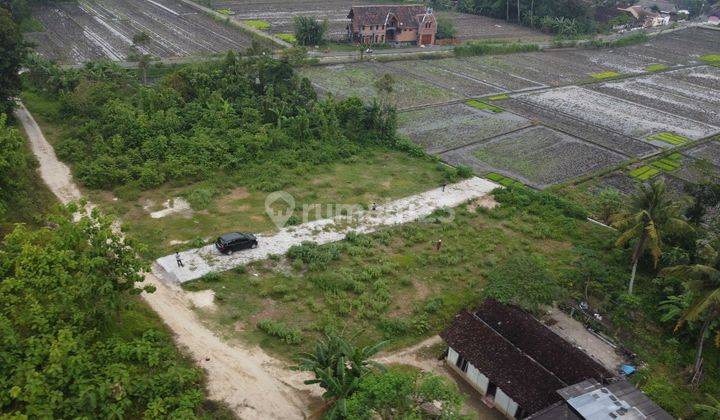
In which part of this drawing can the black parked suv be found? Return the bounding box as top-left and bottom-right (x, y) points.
(215, 232), (258, 254)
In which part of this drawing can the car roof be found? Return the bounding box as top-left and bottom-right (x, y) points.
(219, 232), (255, 242)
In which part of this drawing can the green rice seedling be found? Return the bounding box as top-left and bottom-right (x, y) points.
(466, 99), (503, 113)
(649, 132), (690, 146)
(590, 71), (621, 80)
(244, 19), (271, 30)
(277, 33), (297, 44)
(699, 54), (720, 64)
(487, 94), (510, 101)
(645, 64), (670, 72)
(628, 165), (660, 180)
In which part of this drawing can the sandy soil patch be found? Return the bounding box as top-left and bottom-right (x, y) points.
(187, 289), (217, 311)
(150, 197), (191, 219)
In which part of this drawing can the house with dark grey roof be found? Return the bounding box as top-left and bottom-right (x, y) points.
(346, 5), (436, 45)
(440, 299), (655, 418)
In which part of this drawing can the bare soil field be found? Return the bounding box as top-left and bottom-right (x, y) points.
(382, 60), (504, 97)
(683, 140), (720, 168)
(299, 62), (462, 109)
(26, 0), (252, 64)
(435, 11), (549, 42)
(440, 126), (626, 189)
(591, 75), (720, 126)
(498, 98), (659, 158)
(212, 0), (358, 39)
(435, 57), (546, 91)
(667, 65), (720, 90)
(518, 86), (720, 140)
(208, 1), (546, 41)
(397, 103), (529, 154)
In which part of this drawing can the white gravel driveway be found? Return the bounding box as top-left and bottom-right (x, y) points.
(157, 177), (498, 283)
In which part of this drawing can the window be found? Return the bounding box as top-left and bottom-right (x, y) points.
(455, 355), (469, 372)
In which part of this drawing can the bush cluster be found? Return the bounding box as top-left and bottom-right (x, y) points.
(27, 55), (402, 192)
(257, 319), (303, 344)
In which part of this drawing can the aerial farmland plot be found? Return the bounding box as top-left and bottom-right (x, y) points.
(433, 57), (546, 91)
(435, 11), (550, 42)
(397, 102), (529, 154)
(486, 52), (611, 86)
(667, 65), (720, 90)
(590, 75), (720, 126)
(299, 62), (462, 109)
(517, 86), (720, 141)
(381, 60), (504, 97)
(498, 98), (659, 158)
(635, 27), (720, 63)
(440, 126), (627, 189)
(211, 0), (357, 40)
(683, 140), (720, 169)
(25, 0), (253, 64)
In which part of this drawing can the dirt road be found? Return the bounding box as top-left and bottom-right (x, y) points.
(15, 102), (317, 419)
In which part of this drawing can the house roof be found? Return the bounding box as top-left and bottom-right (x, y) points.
(557, 379), (674, 420)
(440, 311), (566, 414)
(347, 5), (430, 29)
(440, 300), (615, 415)
(474, 300), (613, 386)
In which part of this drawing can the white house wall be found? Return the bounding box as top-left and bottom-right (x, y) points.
(447, 347), (459, 365)
(466, 364), (489, 394)
(495, 388), (519, 418)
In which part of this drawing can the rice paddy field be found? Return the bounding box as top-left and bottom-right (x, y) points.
(397, 103), (529, 154)
(440, 126), (626, 189)
(25, 0), (254, 64)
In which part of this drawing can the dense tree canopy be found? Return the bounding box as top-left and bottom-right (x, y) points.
(0, 211), (210, 417)
(0, 7), (25, 114)
(27, 55), (403, 192)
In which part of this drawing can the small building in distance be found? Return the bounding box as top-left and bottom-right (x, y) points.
(346, 5), (436, 46)
(440, 299), (673, 419)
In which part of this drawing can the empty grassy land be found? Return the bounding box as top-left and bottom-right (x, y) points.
(183, 188), (600, 359)
(97, 151), (450, 259)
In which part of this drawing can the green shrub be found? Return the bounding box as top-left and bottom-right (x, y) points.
(287, 241), (341, 269)
(257, 319), (302, 344)
(294, 16), (327, 46)
(483, 254), (559, 312)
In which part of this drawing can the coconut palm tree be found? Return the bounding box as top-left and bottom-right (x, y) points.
(695, 394), (720, 417)
(662, 247), (720, 383)
(295, 335), (386, 418)
(613, 179), (691, 294)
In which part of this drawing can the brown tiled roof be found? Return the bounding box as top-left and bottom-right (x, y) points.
(475, 300), (613, 385)
(440, 300), (616, 415)
(348, 5), (428, 29)
(440, 311), (566, 414)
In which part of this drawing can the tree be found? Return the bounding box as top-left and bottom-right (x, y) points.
(597, 188), (623, 225)
(695, 394), (720, 417)
(435, 16), (457, 39)
(0, 211), (210, 417)
(294, 16), (328, 46)
(612, 179), (691, 295)
(662, 246), (720, 384)
(685, 182), (720, 225)
(295, 335), (386, 418)
(345, 367), (465, 419)
(0, 7), (26, 114)
(0, 113), (28, 218)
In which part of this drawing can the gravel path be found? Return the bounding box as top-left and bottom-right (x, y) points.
(157, 176), (498, 283)
(15, 102), (316, 419)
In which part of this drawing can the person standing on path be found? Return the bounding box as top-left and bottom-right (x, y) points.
(435, 239), (443, 251)
(176, 252), (184, 268)
(442, 183), (446, 192)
